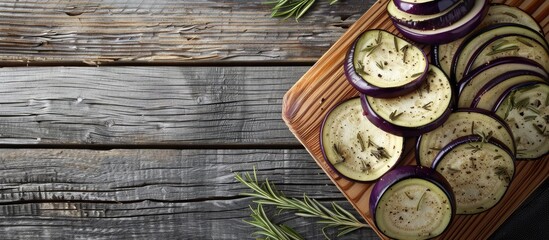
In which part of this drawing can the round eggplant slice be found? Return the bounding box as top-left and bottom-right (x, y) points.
(471, 72), (546, 110)
(464, 35), (549, 78)
(393, 0), (460, 15)
(320, 98), (404, 182)
(344, 30), (428, 98)
(451, 24), (549, 82)
(494, 83), (549, 159)
(370, 165), (455, 240)
(394, 0), (489, 44)
(360, 65), (453, 137)
(416, 109), (515, 167)
(434, 4), (544, 77)
(388, 0), (475, 30)
(461, 70), (547, 109)
(432, 135), (515, 214)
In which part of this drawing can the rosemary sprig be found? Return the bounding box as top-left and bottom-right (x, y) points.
(356, 60), (369, 76)
(514, 97), (530, 110)
(375, 61), (384, 70)
(245, 204), (304, 240)
(362, 44), (380, 56)
(410, 72), (423, 78)
(516, 37), (533, 47)
(389, 110), (403, 121)
(502, 11), (518, 18)
(332, 144), (345, 164)
(357, 133), (365, 152)
(400, 44), (409, 62)
(235, 169), (369, 239)
(487, 45), (519, 56)
(267, 0), (339, 20)
(416, 191), (427, 211)
(393, 36), (398, 52)
(421, 101), (433, 111)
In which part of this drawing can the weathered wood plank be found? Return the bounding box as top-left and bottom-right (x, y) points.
(0, 148), (545, 239)
(0, 0), (374, 65)
(0, 66), (306, 145)
(0, 148), (378, 239)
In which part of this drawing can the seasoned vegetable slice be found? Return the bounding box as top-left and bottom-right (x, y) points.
(416, 109), (515, 167)
(494, 83), (549, 159)
(433, 136), (515, 214)
(344, 30), (428, 98)
(320, 98), (404, 182)
(361, 65), (453, 136)
(370, 166), (455, 240)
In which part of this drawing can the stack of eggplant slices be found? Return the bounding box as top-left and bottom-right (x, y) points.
(320, 0), (548, 239)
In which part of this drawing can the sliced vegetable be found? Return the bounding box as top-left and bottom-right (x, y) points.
(370, 165), (455, 240)
(451, 24), (548, 82)
(360, 65), (453, 136)
(458, 57), (547, 99)
(393, 0), (461, 15)
(494, 83), (549, 159)
(471, 71), (546, 110)
(388, 0), (475, 30)
(320, 98), (404, 182)
(432, 135), (515, 214)
(433, 4), (544, 77)
(460, 69), (547, 109)
(464, 35), (549, 77)
(416, 109), (515, 167)
(393, 0), (489, 44)
(344, 30), (428, 98)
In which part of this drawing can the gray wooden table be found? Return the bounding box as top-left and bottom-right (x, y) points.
(0, 1), (546, 239)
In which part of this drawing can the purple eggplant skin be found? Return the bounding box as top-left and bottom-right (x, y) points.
(393, 0), (461, 15)
(359, 93), (454, 137)
(319, 97), (405, 183)
(462, 35), (549, 78)
(369, 165), (456, 232)
(449, 23), (549, 82)
(414, 108), (517, 166)
(344, 34), (428, 98)
(457, 57), (549, 96)
(469, 70), (547, 108)
(389, 0), (475, 30)
(394, 0), (489, 45)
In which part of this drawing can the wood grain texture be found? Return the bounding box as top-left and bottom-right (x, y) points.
(0, 0), (375, 65)
(0, 148), (378, 240)
(0, 66), (306, 145)
(282, 0), (549, 239)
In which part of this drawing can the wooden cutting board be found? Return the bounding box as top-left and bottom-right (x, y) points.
(282, 0), (549, 239)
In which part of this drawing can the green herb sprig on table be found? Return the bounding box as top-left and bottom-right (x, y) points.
(245, 204), (305, 240)
(266, 0), (339, 20)
(235, 168), (368, 239)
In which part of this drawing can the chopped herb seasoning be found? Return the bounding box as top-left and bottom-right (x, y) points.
(421, 101), (433, 111)
(333, 144), (345, 164)
(393, 36), (398, 52)
(389, 110), (403, 121)
(411, 72), (423, 78)
(502, 11), (518, 18)
(417, 191), (426, 211)
(494, 166), (511, 184)
(357, 133), (365, 152)
(524, 115), (537, 122)
(405, 192), (414, 200)
(487, 45), (519, 56)
(400, 45), (409, 62)
(516, 37), (533, 47)
(376, 61), (384, 70)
